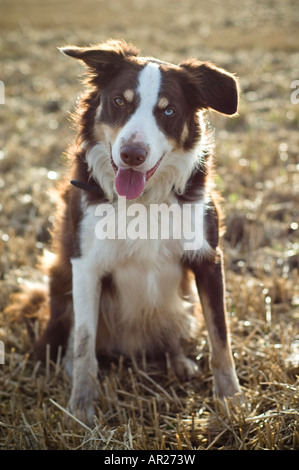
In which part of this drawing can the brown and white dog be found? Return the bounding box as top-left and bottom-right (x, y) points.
(35, 39), (241, 423)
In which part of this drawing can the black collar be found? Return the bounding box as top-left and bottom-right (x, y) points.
(70, 179), (106, 197)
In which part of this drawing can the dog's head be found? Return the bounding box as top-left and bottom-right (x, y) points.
(61, 40), (239, 201)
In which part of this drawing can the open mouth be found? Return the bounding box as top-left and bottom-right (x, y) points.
(110, 153), (164, 200)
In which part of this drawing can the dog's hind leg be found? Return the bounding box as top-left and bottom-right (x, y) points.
(34, 261), (73, 363)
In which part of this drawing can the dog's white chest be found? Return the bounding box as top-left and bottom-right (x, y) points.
(76, 198), (190, 353)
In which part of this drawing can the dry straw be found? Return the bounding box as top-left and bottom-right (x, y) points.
(0, 309), (298, 449)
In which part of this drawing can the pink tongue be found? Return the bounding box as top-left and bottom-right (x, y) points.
(115, 168), (146, 199)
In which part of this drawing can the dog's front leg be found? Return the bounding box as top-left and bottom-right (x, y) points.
(189, 249), (241, 399)
(69, 257), (100, 425)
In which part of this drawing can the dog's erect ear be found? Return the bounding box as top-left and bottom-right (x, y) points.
(60, 39), (139, 71)
(180, 59), (239, 115)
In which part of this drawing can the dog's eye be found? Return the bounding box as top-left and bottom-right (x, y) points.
(164, 107), (175, 117)
(114, 97), (125, 107)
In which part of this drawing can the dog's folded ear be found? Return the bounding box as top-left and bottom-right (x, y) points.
(180, 59), (239, 116)
(59, 39), (139, 71)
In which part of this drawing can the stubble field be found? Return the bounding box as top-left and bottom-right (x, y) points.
(0, 0), (299, 450)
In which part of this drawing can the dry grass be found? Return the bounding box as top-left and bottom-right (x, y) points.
(0, 0), (299, 450)
(0, 321), (299, 450)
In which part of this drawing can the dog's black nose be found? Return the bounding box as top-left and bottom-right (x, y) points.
(120, 144), (148, 167)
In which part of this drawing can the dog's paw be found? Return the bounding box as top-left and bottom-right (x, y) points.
(172, 355), (199, 381)
(68, 383), (99, 426)
(68, 398), (96, 426)
(213, 367), (241, 399)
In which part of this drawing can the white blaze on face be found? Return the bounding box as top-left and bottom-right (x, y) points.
(112, 63), (173, 200)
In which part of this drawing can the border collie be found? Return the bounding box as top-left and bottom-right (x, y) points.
(35, 39), (241, 423)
